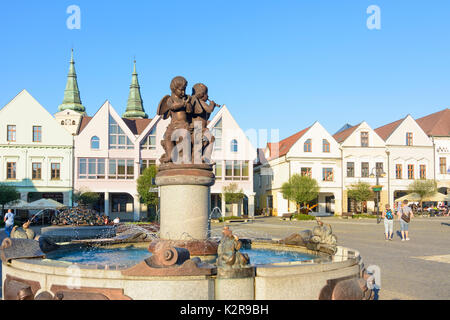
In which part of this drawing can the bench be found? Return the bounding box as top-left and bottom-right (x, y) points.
(341, 212), (354, 219)
(280, 213), (294, 221)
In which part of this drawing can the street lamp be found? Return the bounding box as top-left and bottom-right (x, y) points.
(369, 167), (386, 217)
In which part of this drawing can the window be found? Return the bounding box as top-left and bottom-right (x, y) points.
(231, 139), (238, 153)
(361, 162), (369, 177)
(33, 126), (42, 142)
(304, 139), (312, 152)
(322, 139), (330, 153)
(141, 127), (156, 150)
(109, 115), (134, 149)
(108, 159), (134, 180)
(32, 163), (42, 180)
(376, 162), (383, 176)
(408, 165), (414, 180)
(78, 158), (105, 179)
(91, 136), (100, 149)
(396, 164), (402, 179)
(7, 125), (16, 142)
(420, 165), (426, 179)
(323, 168), (334, 181)
(215, 162), (223, 180)
(51, 163), (61, 180)
(224, 160), (248, 180)
(7, 162), (16, 179)
(301, 167), (312, 178)
(406, 132), (413, 146)
(140, 159), (156, 174)
(440, 157), (447, 174)
(361, 132), (369, 147)
(212, 118), (222, 151)
(347, 162), (355, 178)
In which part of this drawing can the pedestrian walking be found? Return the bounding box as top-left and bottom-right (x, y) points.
(4, 209), (15, 238)
(382, 204), (394, 241)
(397, 200), (414, 241)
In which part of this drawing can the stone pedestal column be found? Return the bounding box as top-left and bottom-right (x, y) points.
(151, 164), (218, 256)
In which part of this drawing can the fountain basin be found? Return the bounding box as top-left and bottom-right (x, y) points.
(2, 241), (364, 300)
(40, 225), (116, 243)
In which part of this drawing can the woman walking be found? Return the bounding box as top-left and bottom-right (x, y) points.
(382, 204), (395, 241)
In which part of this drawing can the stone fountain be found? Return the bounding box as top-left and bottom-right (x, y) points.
(0, 76), (376, 300)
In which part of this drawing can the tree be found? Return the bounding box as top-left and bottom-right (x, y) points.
(347, 182), (373, 214)
(223, 183), (245, 204)
(281, 174), (319, 214)
(73, 189), (100, 208)
(0, 184), (20, 217)
(137, 165), (159, 221)
(407, 179), (437, 209)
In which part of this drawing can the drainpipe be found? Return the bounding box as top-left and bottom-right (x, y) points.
(386, 150), (390, 206)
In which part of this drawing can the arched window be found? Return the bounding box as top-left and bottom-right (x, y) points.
(61, 120), (65, 125)
(72, 120), (76, 125)
(231, 139), (238, 152)
(323, 139), (330, 153)
(91, 136), (100, 149)
(304, 139), (312, 152)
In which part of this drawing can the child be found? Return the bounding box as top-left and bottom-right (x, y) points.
(381, 204), (394, 241)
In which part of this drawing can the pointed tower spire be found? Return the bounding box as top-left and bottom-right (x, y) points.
(59, 49), (85, 113)
(123, 60), (148, 119)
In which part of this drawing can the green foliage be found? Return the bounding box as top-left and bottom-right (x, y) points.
(218, 216), (241, 222)
(281, 174), (319, 212)
(73, 189), (100, 206)
(0, 184), (20, 214)
(223, 183), (245, 204)
(352, 214), (377, 219)
(407, 179), (437, 204)
(292, 213), (316, 221)
(137, 166), (159, 207)
(347, 182), (373, 213)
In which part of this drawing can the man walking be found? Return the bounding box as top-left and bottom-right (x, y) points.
(4, 209), (15, 238)
(397, 200), (413, 241)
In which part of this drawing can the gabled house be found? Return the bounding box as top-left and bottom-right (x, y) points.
(333, 121), (388, 213)
(375, 115), (434, 207)
(255, 121), (342, 216)
(0, 90), (74, 206)
(416, 108), (450, 194)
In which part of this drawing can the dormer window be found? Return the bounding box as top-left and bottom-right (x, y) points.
(323, 139), (330, 153)
(33, 126), (42, 142)
(304, 139), (312, 152)
(406, 132), (413, 146)
(91, 136), (100, 149)
(231, 139), (238, 152)
(361, 132), (369, 147)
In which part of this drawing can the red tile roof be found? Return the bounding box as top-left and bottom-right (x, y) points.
(332, 123), (360, 143)
(416, 108), (450, 137)
(374, 118), (405, 141)
(266, 127), (310, 160)
(78, 116), (152, 136)
(78, 116), (92, 134)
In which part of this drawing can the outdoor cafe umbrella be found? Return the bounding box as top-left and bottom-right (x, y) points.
(4, 199), (29, 209)
(396, 192), (447, 203)
(24, 198), (65, 210)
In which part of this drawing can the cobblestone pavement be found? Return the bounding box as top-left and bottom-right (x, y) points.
(1, 218), (449, 300)
(212, 216), (450, 300)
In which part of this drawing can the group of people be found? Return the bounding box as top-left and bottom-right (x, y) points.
(381, 200), (414, 241)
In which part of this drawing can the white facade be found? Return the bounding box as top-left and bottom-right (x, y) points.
(337, 121), (388, 213)
(380, 115), (434, 206)
(0, 90), (74, 206)
(255, 122), (342, 216)
(433, 136), (450, 190)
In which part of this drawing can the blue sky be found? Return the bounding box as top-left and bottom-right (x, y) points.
(1, 1), (450, 145)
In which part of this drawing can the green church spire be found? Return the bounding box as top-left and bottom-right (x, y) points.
(122, 60), (148, 119)
(59, 49), (85, 113)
